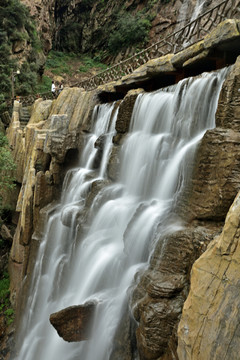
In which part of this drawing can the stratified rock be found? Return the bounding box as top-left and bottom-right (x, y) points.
(204, 19), (240, 49)
(116, 54), (175, 89)
(29, 99), (53, 124)
(171, 41), (205, 68)
(49, 301), (96, 342)
(189, 128), (240, 221)
(108, 89), (143, 181)
(177, 190), (240, 360)
(7, 88), (99, 307)
(216, 55), (240, 132)
(131, 227), (217, 360)
(0, 225), (13, 243)
(115, 89), (144, 135)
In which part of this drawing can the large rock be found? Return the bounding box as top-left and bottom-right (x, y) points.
(20, 0), (55, 53)
(108, 89), (143, 181)
(131, 227), (218, 360)
(177, 190), (240, 360)
(216, 55), (240, 132)
(49, 301), (96, 342)
(189, 128), (240, 221)
(7, 88), (99, 308)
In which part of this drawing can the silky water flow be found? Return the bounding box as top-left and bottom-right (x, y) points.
(13, 68), (228, 360)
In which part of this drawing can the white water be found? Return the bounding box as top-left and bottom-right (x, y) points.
(175, 0), (209, 35)
(13, 69), (227, 360)
(190, 0), (209, 21)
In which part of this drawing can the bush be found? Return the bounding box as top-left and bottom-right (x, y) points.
(78, 55), (107, 72)
(0, 272), (14, 325)
(0, 132), (16, 216)
(46, 50), (76, 75)
(108, 13), (151, 54)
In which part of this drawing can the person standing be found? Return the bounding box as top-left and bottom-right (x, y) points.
(51, 80), (56, 97)
(59, 82), (63, 94)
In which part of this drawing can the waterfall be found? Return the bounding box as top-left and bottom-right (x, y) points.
(190, 0), (210, 21)
(13, 68), (228, 360)
(175, 0), (210, 31)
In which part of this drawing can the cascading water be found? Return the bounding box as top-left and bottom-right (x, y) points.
(13, 68), (228, 360)
(175, 0), (209, 34)
(190, 0), (209, 20)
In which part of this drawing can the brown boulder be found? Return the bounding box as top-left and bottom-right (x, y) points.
(189, 128), (240, 221)
(131, 227), (217, 360)
(177, 190), (240, 360)
(115, 89), (143, 134)
(0, 225), (13, 243)
(216, 55), (240, 132)
(49, 301), (96, 342)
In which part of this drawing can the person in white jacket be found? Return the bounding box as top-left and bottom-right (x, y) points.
(51, 80), (56, 97)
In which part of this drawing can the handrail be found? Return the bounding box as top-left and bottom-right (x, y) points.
(78, 0), (240, 91)
(19, 91), (54, 106)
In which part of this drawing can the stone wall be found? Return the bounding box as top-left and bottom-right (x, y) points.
(7, 88), (98, 308)
(177, 56), (240, 360)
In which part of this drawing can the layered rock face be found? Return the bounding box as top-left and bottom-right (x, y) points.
(7, 88), (98, 308)
(177, 191), (240, 360)
(177, 56), (240, 360)
(20, 0), (55, 53)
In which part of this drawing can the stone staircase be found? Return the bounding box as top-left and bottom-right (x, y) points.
(20, 106), (31, 128)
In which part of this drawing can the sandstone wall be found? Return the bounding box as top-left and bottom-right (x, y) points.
(177, 56), (240, 360)
(7, 87), (98, 307)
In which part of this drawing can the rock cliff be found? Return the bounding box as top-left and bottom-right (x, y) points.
(177, 55), (240, 360)
(4, 18), (240, 360)
(19, 0), (222, 57)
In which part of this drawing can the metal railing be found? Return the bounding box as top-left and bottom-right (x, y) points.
(78, 0), (240, 90)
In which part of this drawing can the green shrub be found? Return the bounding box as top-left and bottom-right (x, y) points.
(79, 55), (107, 72)
(0, 132), (16, 216)
(0, 273), (10, 300)
(15, 62), (38, 96)
(35, 75), (52, 94)
(46, 50), (76, 75)
(108, 13), (151, 54)
(0, 272), (14, 325)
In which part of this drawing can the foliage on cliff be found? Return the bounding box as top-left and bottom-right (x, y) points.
(108, 13), (151, 54)
(0, 0), (42, 104)
(54, 0), (161, 59)
(0, 132), (16, 217)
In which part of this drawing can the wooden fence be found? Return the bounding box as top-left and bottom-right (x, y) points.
(78, 0), (240, 90)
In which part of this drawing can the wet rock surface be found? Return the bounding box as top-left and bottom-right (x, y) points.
(49, 301), (96, 342)
(178, 191), (240, 360)
(130, 227), (218, 360)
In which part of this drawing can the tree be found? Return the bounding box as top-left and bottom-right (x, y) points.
(108, 13), (151, 54)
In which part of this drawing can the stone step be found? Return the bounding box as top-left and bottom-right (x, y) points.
(19, 107), (31, 127)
